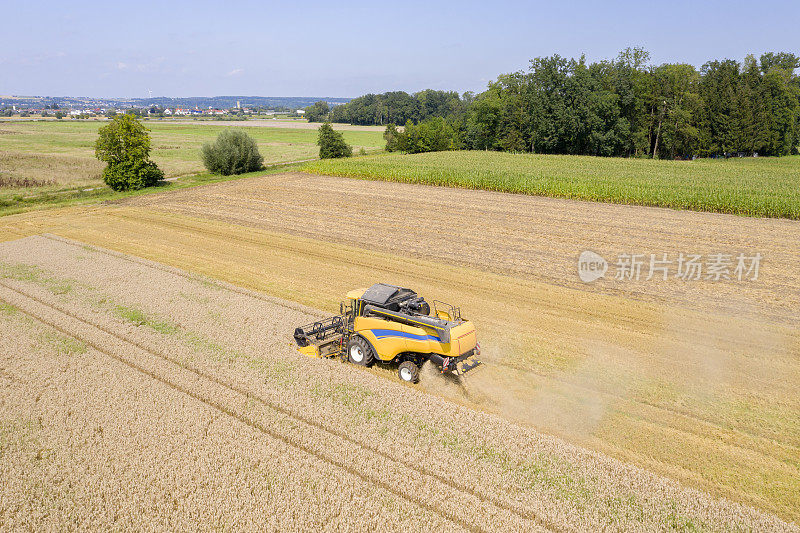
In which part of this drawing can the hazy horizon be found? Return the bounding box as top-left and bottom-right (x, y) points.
(2, 0), (799, 99)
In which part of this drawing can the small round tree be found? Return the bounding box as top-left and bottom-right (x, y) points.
(95, 114), (164, 191)
(201, 129), (264, 175)
(317, 123), (352, 158)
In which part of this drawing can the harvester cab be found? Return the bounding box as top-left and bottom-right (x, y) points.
(293, 283), (481, 383)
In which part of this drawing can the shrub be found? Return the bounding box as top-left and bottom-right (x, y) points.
(397, 117), (458, 154)
(317, 123), (352, 159)
(0, 175), (57, 188)
(384, 124), (400, 152)
(102, 159), (164, 191)
(201, 129), (264, 175)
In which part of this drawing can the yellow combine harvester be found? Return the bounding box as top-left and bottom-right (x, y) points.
(293, 283), (481, 383)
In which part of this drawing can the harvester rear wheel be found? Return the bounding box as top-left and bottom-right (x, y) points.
(347, 336), (374, 366)
(398, 361), (419, 383)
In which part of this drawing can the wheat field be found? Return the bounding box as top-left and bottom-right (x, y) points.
(1, 170), (799, 526)
(0, 234), (794, 532)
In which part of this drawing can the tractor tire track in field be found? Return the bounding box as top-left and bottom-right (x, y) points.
(42, 233), (798, 459)
(0, 280), (558, 533)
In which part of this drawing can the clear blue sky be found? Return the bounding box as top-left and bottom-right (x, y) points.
(2, 0), (798, 98)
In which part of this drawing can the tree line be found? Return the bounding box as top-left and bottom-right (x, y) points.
(304, 90), (468, 126)
(306, 49), (800, 158)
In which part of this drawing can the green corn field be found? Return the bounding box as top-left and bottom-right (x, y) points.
(305, 151), (800, 219)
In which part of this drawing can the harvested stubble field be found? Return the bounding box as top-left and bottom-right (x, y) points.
(0, 235), (795, 532)
(0, 171), (798, 525)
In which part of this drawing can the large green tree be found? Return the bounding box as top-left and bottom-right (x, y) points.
(95, 114), (163, 191)
(649, 63), (701, 158)
(337, 49), (800, 158)
(95, 114), (152, 165)
(699, 59), (740, 154)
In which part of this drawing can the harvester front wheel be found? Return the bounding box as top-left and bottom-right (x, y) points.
(398, 361), (419, 383)
(347, 336), (374, 366)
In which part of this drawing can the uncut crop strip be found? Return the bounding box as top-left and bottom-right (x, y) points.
(83, 208), (795, 337)
(119, 172), (800, 330)
(0, 280), (556, 533)
(44, 221), (663, 331)
(39, 233), (327, 319)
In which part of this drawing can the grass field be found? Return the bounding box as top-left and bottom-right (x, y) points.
(0, 164), (306, 216)
(0, 120), (385, 214)
(304, 151), (800, 219)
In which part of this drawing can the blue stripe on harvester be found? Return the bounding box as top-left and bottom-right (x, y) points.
(368, 329), (442, 342)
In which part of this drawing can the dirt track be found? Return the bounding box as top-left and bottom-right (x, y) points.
(1, 235), (794, 532)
